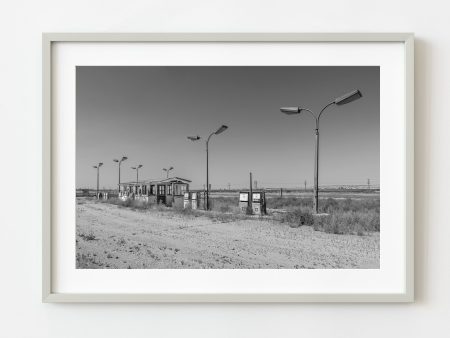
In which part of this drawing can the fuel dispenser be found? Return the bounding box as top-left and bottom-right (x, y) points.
(239, 192), (249, 213)
(238, 191), (266, 215)
(191, 192), (198, 210)
(183, 192), (190, 209)
(251, 191), (266, 215)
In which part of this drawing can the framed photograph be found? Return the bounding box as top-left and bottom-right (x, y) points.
(43, 33), (414, 302)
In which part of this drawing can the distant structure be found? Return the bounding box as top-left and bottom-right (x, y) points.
(367, 178), (371, 190)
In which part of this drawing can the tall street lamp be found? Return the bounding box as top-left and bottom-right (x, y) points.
(92, 162), (103, 197)
(162, 166), (174, 178)
(280, 89), (362, 214)
(131, 165), (143, 185)
(113, 156), (128, 189)
(188, 124), (228, 210)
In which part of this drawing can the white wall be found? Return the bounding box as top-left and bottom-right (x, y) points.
(0, 0), (448, 337)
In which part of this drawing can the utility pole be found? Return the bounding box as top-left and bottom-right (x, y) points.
(304, 180), (307, 191)
(367, 178), (371, 190)
(249, 172), (253, 212)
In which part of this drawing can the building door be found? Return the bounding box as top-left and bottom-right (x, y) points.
(157, 184), (166, 204)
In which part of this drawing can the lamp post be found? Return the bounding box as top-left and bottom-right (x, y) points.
(188, 124), (228, 210)
(162, 166), (174, 178)
(280, 89), (362, 214)
(92, 162), (103, 197)
(131, 164), (143, 186)
(113, 156), (128, 190)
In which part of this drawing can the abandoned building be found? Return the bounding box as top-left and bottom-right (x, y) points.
(118, 177), (191, 207)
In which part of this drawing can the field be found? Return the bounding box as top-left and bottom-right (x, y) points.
(76, 191), (379, 269)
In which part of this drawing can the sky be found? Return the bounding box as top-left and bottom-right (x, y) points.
(76, 66), (379, 190)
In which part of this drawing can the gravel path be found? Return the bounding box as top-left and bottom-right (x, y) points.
(76, 199), (379, 269)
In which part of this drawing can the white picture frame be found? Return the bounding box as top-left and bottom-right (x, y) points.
(43, 33), (414, 303)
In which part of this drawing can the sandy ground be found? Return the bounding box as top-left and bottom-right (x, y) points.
(76, 199), (379, 269)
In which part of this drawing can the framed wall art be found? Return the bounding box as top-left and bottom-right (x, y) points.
(43, 33), (414, 302)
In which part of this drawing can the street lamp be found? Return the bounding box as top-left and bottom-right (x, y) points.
(162, 166), (174, 178)
(92, 162), (103, 197)
(113, 156), (128, 189)
(187, 124), (228, 210)
(280, 89), (362, 214)
(131, 164), (143, 185)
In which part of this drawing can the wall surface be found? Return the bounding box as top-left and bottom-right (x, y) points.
(0, 0), (448, 337)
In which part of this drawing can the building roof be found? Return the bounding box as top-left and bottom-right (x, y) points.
(119, 177), (191, 186)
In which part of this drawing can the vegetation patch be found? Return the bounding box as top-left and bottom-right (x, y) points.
(313, 211), (380, 235)
(78, 232), (97, 241)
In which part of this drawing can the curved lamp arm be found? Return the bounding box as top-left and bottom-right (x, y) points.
(317, 101), (336, 120)
(206, 131), (215, 144)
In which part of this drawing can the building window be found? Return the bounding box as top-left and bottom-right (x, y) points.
(158, 185), (166, 195)
(174, 184), (187, 196)
(168, 184), (172, 195)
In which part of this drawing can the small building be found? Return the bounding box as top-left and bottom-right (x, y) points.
(118, 177), (191, 208)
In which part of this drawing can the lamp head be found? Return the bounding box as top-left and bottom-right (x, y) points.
(187, 135), (201, 141)
(280, 107), (301, 115)
(334, 89), (362, 105)
(131, 166), (136, 170)
(121, 156), (128, 161)
(215, 125), (228, 135)
(98, 163), (103, 167)
(93, 166), (98, 169)
(138, 164), (143, 168)
(113, 159), (119, 162)
(169, 166), (174, 170)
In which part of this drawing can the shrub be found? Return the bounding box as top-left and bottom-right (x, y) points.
(78, 232), (97, 241)
(220, 205), (231, 213)
(279, 209), (314, 227)
(102, 197), (153, 210)
(313, 210), (379, 235)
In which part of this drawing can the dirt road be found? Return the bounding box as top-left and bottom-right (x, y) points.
(76, 199), (379, 269)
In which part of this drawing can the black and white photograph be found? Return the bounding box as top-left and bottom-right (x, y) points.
(76, 65), (380, 269)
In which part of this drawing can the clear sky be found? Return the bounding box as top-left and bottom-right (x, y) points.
(76, 66), (379, 190)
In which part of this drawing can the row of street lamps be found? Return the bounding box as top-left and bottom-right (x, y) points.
(93, 157), (173, 197)
(91, 89), (362, 213)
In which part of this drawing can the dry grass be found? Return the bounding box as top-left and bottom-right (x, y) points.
(76, 253), (103, 268)
(94, 194), (379, 235)
(278, 208), (315, 228)
(313, 211), (380, 235)
(272, 197), (380, 234)
(78, 232), (97, 241)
